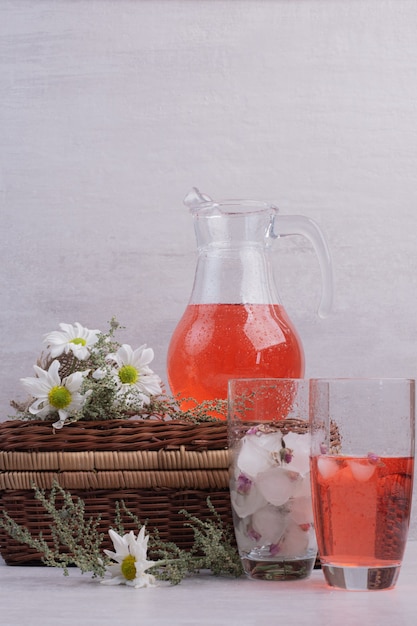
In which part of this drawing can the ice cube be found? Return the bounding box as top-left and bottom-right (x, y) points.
(293, 472), (312, 498)
(257, 466), (298, 506)
(283, 432), (311, 475)
(232, 518), (255, 553)
(237, 435), (274, 477)
(251, 504), (287, 544)
(348, 459), (376, 482)
(255, 431), (284, 454)
(289, 495), (314, 525)
(230, 483), (267, 518)
(278, 520), (310, 558)
(317, 456), (339, 480)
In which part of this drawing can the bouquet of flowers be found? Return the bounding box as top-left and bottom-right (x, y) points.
(12, 318), (226, 429)
(12, 318), (165, 429)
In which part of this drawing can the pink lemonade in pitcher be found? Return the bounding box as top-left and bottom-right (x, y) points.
(167, 302), (304, 411)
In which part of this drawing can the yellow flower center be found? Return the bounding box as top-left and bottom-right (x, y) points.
(121, 554), (137, 581)
(70, 337), (87, 346)
(48, 385), (72, 409)
(118, 365), (138, 385)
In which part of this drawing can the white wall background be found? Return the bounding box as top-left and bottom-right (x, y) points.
(1, 0), (417, 531)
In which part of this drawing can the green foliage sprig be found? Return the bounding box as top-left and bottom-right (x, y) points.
(0, 484), (106, 576)
(114, 499), (242, 584)
(0, 482), (242, 584)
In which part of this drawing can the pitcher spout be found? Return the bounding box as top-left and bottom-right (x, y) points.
(183, 187), (214, 211)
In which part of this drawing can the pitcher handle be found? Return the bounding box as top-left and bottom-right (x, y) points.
(275, 215), (333, 318)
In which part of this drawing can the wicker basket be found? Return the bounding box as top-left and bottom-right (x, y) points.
(0, 419), (231, 565)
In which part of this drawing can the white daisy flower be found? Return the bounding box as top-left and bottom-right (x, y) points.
(44, 322), (100, 361)
(106, 344), (162, 404)
(101, 527), (157, 588)
(20, 360), (91, 429)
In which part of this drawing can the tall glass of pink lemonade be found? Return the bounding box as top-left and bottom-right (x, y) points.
(310, 378), (415, 591)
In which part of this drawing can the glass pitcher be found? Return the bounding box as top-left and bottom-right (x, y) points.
(167, 188), (333, 411)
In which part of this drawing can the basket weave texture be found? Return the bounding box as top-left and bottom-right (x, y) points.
(0, 419), (231, 565)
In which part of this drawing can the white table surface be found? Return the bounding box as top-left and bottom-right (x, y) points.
(1, 543), (416, 626)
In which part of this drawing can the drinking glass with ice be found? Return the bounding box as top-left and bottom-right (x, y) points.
(228, 379), (317, 581)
